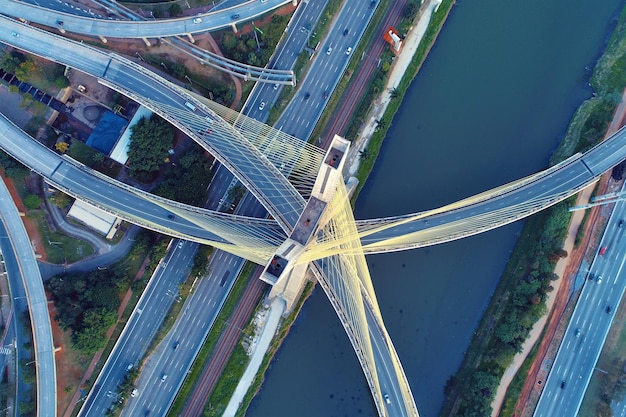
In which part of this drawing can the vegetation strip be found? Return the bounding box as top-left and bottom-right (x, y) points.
(440, 4), (626, 417)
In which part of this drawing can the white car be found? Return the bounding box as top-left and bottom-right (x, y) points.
(130, 388), (138, 397)
(326, 46), (333, 55)
(193, 17), (202, 24)
(345, 47), (352, 55)
(383, 393), (391, 404)
(259, 101), (266, 111)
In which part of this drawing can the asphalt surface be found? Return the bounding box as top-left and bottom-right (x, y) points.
(0, 178), (56, 416)
(533, 188), (626, 417)
(3, 0), (292, 38)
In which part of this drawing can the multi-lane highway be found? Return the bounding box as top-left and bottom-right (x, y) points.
(3, 0), (292, 38)
(534, 189), (626, 417)
(0, 178), (56, 416)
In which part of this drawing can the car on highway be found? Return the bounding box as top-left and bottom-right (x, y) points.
(231, 14), (240, 20)
(273, 83), (279, 90)
(619, 219), (624, 228)
(173, 342), (180, 351)
(11, 32), (18, 37)
(345, 47), (352, 55)
(383, 393), (391, 404)
(323, 91), (329, 99)
(597, 275), (603, 284)
(131, 388), (138, 397)
(560, 380), (566, 389)
(56, 20), (64, 26)
(193, 17), (202, 24)
(167, 214), (175, 220)
(606, 305), (612, 314)
(574, 328), (581, 337)
(304, 92), (310, 100)
(343, 28), (349, 36)
(599, 246), (608, 255)
(258, 101), (266, 111)
(178, 241), (183, 249)
(326, 46), (333, 55)
(161, 374), (168, 382)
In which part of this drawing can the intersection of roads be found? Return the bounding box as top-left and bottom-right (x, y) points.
(1, 1), (626, 417)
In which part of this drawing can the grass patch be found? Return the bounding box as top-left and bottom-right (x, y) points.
(29, 210), (95, 263)
(233, 281), (315, 417)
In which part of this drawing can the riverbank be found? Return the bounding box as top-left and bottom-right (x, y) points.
(438, 3), (626, 416)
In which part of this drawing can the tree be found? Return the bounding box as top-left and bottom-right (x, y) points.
(23, 193), (41, 210)
(14, 58), (36, 81)
(49, 191), (72, 209)
(55, 141), (69, 153)
(375, 118), (387, 131)
(389, 87), (400, 99)
(168, 3), (183, 17)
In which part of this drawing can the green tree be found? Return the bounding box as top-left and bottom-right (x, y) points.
(0, 53), (21, 74)
(168, 3), (183, 17)
(23, 193), (41, 210)
(127, 114), (174, 181)
(49, 191), (72, 209)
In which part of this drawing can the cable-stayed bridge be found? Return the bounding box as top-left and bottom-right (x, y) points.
(3, 15), (626, 417)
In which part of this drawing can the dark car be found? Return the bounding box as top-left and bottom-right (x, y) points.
(231, 14), (240, 20)
(167, 214), (175, 219)
(173, 342), (179, 351)
(343, 28), (349, 36)
(304, 92), (310, 100)
(619, 219), (624, 228)
(323, 91), (329, 99)
(606, 305), (612, 314)
(560, 380), (566, 389)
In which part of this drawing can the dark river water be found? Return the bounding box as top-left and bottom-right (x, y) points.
(247, 0), (625, 416)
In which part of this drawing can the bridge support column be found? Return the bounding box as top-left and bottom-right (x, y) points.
(231, 23), (238, 33)
(186, 33), (195, 43)
(141, 37), (151, 47)
(292, 0), (298, 5)
(58, 28), (66, 34)
(98, 35), (108, 44)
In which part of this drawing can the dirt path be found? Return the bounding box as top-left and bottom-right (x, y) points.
(490, 86), (626, 417)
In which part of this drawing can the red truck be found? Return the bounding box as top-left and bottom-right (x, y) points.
(599, 246), (608, 256)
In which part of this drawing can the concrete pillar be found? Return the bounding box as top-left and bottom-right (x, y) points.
(98, 35), (108, 44)
(292, 0), (298, 5)
(58, 28), (66, 34)
(141, 37), (151, 47)
(231, 23), (238, 33)
(186, 33), (195, 43)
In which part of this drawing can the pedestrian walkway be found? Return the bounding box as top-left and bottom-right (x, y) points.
(223, 297), (285, 416)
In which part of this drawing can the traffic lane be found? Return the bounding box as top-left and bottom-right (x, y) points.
(534, 201), (626, 417)
(123, 250), (243, 416)
(3, 0), (293, 38)
(80, 242), (191, 416)
(358, 157), (598, 249)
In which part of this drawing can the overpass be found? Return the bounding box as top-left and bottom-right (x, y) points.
(2, 0), (296, 84)
(3, 9), (626, 417)
(0, 178), (56, 416)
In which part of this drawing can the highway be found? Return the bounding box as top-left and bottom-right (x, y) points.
(79, 240), (195, 416)
(2, 0), (292, 38)
(533, 188), (626, 417)
(120, 250), (246, 416)
(0, 177), (56, 416)
(4, 3), (626, 416)
(0, 222), (34, 410)
(0, 16), (307, 233)
(273, 0), (377, 140)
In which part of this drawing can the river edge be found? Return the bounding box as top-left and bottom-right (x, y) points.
(228, 0), (459, 415)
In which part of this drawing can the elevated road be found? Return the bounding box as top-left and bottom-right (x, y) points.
(0, 178), (56, 416)
(2, 0), (292, 38)
(0, 16), (308, 234)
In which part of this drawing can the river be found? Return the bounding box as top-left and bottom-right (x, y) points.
(246, 0), (625, 416)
